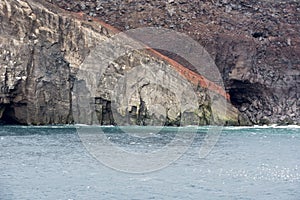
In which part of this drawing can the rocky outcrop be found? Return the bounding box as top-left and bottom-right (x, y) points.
(48, 0), (299, 125)
(0, 0), (114, 124)
(0, 0), (239, 125)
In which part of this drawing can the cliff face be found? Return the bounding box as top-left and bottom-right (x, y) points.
(0, 0), (239, 125)
(47, 0), (299, 125)
(0, 0), (109, 124)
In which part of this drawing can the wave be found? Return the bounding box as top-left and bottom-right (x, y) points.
(223, 125), (300, 130)
(1, 124), (299, 130)
(0, 125), (77, 129)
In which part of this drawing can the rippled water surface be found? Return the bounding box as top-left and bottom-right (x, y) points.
(0, 126), (299, 200)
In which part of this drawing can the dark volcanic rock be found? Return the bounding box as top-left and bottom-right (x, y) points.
(47, 0), (300, 125)
(0, 0), (239, 125)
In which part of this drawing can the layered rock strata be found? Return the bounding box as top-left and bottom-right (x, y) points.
(48, 0), (299, 125)
(0, 0), (239, 125)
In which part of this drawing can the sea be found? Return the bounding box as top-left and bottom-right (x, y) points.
(0, 125), (299, 200)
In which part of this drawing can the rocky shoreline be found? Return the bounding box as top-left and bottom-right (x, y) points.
(47, 0), (299, 125)
(0, 0), (299, 125)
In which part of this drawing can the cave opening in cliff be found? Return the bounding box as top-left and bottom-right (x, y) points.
(0, 105), (21, 125)
(228, 79), (263, 107)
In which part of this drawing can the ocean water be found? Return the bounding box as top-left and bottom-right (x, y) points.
(0, 125), (299, 200)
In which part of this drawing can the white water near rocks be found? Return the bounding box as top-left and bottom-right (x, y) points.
(0, 126), (299, 200)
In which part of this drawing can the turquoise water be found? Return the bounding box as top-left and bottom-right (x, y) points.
(0, 126), (299, 200)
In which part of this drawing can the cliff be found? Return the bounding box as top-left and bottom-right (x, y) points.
(48, 0), (299, 125)
(0, 0), (240, 125)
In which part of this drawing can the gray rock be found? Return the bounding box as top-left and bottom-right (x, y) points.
(0, 0), (239, 126)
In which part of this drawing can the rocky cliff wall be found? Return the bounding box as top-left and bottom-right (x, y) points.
(0, 0), (238, 125)
(48, 0), (299, 125)
(0, 0), (109, 124)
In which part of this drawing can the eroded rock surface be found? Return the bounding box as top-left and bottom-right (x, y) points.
(0, 0), (112, 124)
(48, 0), (299, 125)
(0, 0), (238, 125)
